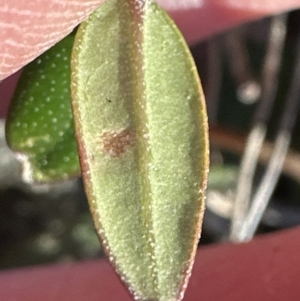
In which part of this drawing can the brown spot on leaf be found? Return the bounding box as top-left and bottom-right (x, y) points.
(100, 129), (136, 157)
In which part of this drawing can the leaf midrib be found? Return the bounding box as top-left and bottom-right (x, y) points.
(130, 0), (159, 298)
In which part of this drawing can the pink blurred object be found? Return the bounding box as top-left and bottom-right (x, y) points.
(1, 0), (300, 80)
(1, 227), (300, 301)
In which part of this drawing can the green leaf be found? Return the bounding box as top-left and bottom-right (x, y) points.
(6, 35), (80, 182)
(71, 0), (209, 301)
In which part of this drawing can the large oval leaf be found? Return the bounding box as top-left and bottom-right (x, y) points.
(6, 35), (80, 182)
(71, 1), (209, 300)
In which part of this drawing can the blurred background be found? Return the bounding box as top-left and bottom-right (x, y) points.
(1, 9), (300, 270)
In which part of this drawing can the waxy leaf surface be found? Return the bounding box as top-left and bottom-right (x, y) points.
(71, 0), (209, 300)
(6, 35), (80, 182)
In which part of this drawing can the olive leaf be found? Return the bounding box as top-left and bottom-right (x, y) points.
(71, 0), (209, 301)
(6, 34), (80, 182)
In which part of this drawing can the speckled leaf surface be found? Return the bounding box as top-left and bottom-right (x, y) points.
(71, 1), (209, 301)
(6, 35), (80, 182)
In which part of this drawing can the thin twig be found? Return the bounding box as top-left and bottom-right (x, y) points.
(229, 15), (288, 241)
(235, 29), (300, 241)
(229, 123), (266, 241)
(237, 131), (290, 241)
(254, 14), (289, 123)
